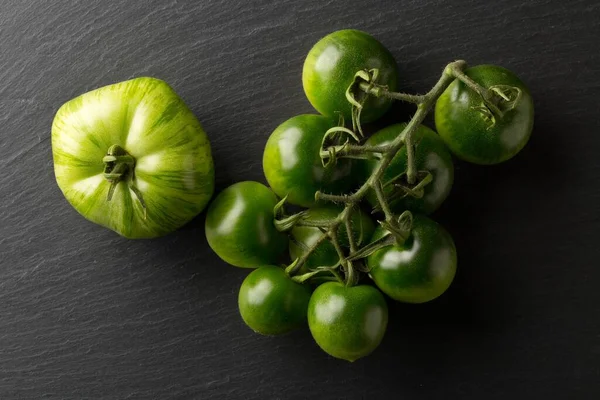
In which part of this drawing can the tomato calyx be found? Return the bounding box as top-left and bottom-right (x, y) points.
(344, 68), (382, 136)
(445, 62), (525, 128)
(472, 85), (524, 129)
(489, 85), (523, 113)
(470, 85), (523, 129)
(102, 144), (147, 219)
(319, 124), (361, 167)
(346, 211), (413, 265)
(379, 210), (413, 243)
(287, 261), (343, 285)
(272, 195), (307, 232)
(346, 69), (379, 108)
(373, 170), (434, 212)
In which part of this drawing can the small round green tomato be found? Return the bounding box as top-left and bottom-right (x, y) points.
(367, 215), (457, 303)
(289, 205), (375, 271)
(238, 266), (312, 335)
(302, 29), (399, 123)
(308, 282), (388, 362)
(263, 114), (354, 207)
(435, 64), (534, 164)
(205, 181), (287, 268)
(360, 123), (454, 215)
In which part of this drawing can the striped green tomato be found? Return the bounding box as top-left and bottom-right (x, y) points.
(51, 77), (214, 239)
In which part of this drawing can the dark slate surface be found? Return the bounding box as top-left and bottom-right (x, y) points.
(1, 0), (600, 398)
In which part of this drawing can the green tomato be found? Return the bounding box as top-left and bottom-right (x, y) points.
(238, 266), (312, 335)
(51, 77), (214, 238)
(302, 29), (399, 123)
(289, 205), (375, 271)
(435, 64), (534, 164)
(263, 114), (354, 207)
(360, 123), (454, 215)
(205, 181), (288, 268)
(308, 282), (388, 362)
(367, 214), (457, 303)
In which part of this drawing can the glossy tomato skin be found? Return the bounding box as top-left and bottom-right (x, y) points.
(367, 215), (457, 303)
(289, 205), (375, 271)
(263, 114), (354, 207)
(435, 65), (534, 164)
(360, 123), (454, 215)
(52, 77), (214, 238)
(308, 282), (388, 362)
(205, 181), (288, 268)
(302, 30), (399, 123)
(238, 266), (312, 335)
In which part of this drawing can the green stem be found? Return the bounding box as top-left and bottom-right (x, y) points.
(344, 204), (357, 253)
(346, 233), (397, 261)
(295, 219), (335, 228)
(315, 192), (355, 204)
(404, 133), (417, 184)
(274, 213), (305, 232)
(379, 210), (413, 244)
(329, 268), (345, 284)
(361, 60), (465, 191)
(320, 143), (387, 161)
(445, 60), (504, 116)
(373, 180), (394, 222)
(287, 230), (331, 276)
(359, 81), (425, 104)
(445, 60), (485, 97)
(329, 226), (355, 286)
(103, 144), (147, 218)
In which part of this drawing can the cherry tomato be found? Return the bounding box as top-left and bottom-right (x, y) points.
(308, 282), (388, 362)
(289, 205), (375, 271)
(360, 123), (454, 215)
(302, 29), (399, 123)
(205, 181), (287, 268)
(435, 64), (534, 164)
(238, 266), (312, 335)
(263, 114), (354, 207)
(367, 214), (457, 303)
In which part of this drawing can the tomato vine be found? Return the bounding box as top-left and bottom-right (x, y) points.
(280, 59), (522, 285)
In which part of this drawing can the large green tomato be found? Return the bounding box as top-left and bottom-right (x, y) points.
(308, 282), (388, 362)
(51, 77), (214, 239)
(302, 29), (399, 123)
(205, 181), (288, 268)
(360, 123), (454, 215)
(238, 266), (312, 335)
(263, 114), (354, 207)
(367, 215), (457, 303)
(435, 65), (534, 164)
(289, 205), (375, 271)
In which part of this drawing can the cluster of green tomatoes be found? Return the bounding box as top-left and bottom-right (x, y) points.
(51, 28), (533, 362)
(205, 29), (534, 362)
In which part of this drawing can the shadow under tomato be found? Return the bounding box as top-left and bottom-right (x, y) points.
(375, 110), (570, 369)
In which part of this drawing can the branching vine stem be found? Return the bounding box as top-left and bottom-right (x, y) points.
(286, 60), (494, 286)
